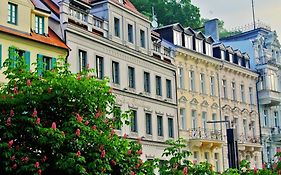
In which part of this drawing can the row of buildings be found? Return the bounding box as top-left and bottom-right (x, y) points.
(0, 0), (280, 172)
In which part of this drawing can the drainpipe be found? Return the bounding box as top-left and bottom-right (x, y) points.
(217, 62), (225, 171)
(256, 73), (264, 165)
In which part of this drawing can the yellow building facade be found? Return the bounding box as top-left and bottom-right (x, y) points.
(0, 0), (68, 82)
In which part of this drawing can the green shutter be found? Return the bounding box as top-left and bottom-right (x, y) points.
(51, 57), (57, 69)
(24, 51), (30, 71)
(8, 47), (16, 68)
(0, 45), (2, 69)
(37, 54), (43, 76)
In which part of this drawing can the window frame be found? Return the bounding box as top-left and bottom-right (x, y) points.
(131, 110), (138, 132)
(144, 71), (151, 93)
(112, 61), (120, 84)
(168, 118), (174, 138)
(157, 115), (163, 136)
(35, 15), (45, 35)
(8, 2), (17, 25)
(140, 29), (146, 48)
(156, 76), (162, 96)
(128, 66), (135, 89)
(96, 56), (104, 79)
(145, 113), (152, 135)
(127, 23), (134, 43)
(78, 50), (87, 72)
(114, 17), (120, 37)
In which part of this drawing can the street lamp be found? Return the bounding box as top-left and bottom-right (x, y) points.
(207, 120), (239, 169)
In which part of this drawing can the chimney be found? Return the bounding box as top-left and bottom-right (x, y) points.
(204, 18), (219, 41)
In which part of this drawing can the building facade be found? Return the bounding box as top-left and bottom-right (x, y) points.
(156, 23), (262, 170)
(39, 0), (178, 162)
(222, 26), (281, 165)
(0, 0), (68, 83)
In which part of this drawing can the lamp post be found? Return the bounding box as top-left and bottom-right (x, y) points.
(207, 120), (239, 169)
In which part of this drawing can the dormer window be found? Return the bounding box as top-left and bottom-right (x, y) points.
(221, 50), (225, 60)
(184, 35), (192, 49)
(238, 57), (242, 66)
(35, 15), (44, 35)
(205, 43), (212, 56)
(195, 39), (203, 53)
(246, 60), (250, 68)
(229, 53), (233, 62)
(8, 2), (17, 25)
(173, 31), (182, 46)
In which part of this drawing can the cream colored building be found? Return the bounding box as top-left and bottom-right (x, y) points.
(156, 23), (262, 171)
(0, 0), (68, 83)
(39, 0), (178, 162)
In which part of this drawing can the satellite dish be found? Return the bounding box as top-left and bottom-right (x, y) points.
(152, 20), (158, 28)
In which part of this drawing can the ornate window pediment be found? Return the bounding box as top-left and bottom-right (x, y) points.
(201, 100), (209, 107)
(179, 96), (188, 103)
(190, 98), (199, 105)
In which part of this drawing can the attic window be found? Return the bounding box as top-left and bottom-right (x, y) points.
(173, 31), (182, 46)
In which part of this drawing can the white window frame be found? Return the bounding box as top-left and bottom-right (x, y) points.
(174, 31), (182, 46)
(195, 39), (203, 53)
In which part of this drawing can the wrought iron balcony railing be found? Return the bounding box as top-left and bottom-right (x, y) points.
(187, 128), (223, 141)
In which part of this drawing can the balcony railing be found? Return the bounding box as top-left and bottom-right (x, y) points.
(237, 134), (260, 144)
(187, 128), (223, 141)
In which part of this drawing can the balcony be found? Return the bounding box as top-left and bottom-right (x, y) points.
(186, 128), (224, 151)
(67, 6), (109, 37)
(237, 135), (262, 152)
(271, 127), (281, 142)
(257, 89), (281, 106)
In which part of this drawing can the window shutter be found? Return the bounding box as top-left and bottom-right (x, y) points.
(52, 57), (57, 69)
(0, 45), (2, 69)
(8, 47), (16, 68)
(24, 51), (30, 71)
(37, 54), (43, 75)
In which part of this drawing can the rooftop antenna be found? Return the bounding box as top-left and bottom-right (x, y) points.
(151, 6), (158, 28)
(251, 0), (256, 29)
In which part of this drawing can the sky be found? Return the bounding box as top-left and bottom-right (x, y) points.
(192, 0), (281, 38)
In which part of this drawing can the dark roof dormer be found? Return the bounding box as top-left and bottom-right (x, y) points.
(184, 27), (195, 36)
(195, 31), (205, 40)
(205, 36), (215, 44)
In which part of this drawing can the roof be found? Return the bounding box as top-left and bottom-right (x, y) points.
(91, 0), (141, 15)
(40, 0), (60, 17)
(0, 26), (68, 50)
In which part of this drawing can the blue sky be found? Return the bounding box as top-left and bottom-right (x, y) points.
(192, 0), (281, 38)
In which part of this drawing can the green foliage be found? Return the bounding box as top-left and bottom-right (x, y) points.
(0, 48), (153, 175)
(131, 0), (201, 28)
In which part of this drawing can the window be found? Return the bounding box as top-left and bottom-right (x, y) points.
(212, 113), (217, 129)
(180, 108), (186, 129)
(178, 68), (184, 89)
(43, 56), (52, 71)
(128, 24), (133, 43)
(189, 70), (195, 91)
(9, 48), (30, 70)
(231, 82), (236, 100)
(193, 151), (198, 163)
(144, 72), (150, 93)
(145, 113), (152, 135)
(112, 61), (120, 84)
(241, 85), (245, 102)
(205, 43), (212, 56)
(200, 73), (206, 94)
(229, 54), (233, 62)
(249, 87), (254, 105)
(156, 76), (162, 96)
(221, 50), (225, 60)
(184, 35), (192, 49)
(35, 15), (44, 35)
(113, 106), (121, 130)
(222, 80), (227, 98)
(131, 110), (137, 132)
(128, 66), (135, 88)
(264, 110), (268, 127)
(96, 56), (104, 79)
(168, 118), (174, 138)
(214, 153), (220, 172)
(79, 50), (87, 72)
(210, 76), (215, 96)
(243, 119), (247, 136)
(204, 152), (209, 162)
(195, 39), (203, 53)
(267, 146), (271, 162)
(202, 112), (207, 130)
(274, 111), (279, 127)
(192, 110), (197, 128)
(251, 121), (256, 136)
(114, 17), (120, 37)
(140, 30), (146, 48)
(174, 31), (182, 46)
(166, 79), (172, 98)
(8, 3), (17, 24)
(157, 115), (163, 136)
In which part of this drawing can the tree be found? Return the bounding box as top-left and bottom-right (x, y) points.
(0, 48), (154, 175)
(131, 0), (201, 29)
